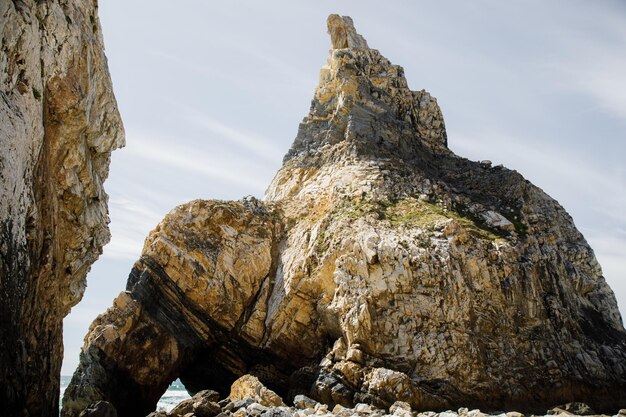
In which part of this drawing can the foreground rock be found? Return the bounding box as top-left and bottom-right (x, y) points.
(0, 1), (124, 416)
(64, 15), (626, 416)
(162, 377), (623, 417)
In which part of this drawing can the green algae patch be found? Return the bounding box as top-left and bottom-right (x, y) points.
(333, 196), (505, 241)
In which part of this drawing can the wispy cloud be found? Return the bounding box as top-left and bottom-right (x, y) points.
(534, 7), (626, 120)
(224, 40), (314, 91)
(123, 130), (269, 191)
(178, 106), (285, 164)
(543, 51), (626, 120)
(101, 195), (164, 260)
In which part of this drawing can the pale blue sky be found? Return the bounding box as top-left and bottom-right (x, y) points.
(62, 1), (626, 374)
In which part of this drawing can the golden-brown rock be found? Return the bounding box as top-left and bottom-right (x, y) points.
(65, 15), (625, 417)
(0, 1), (124, 415)
(229, 375), (285, 407)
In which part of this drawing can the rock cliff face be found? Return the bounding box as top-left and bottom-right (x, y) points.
(0, 1), (124, 416)
(63, 15), (625, 417)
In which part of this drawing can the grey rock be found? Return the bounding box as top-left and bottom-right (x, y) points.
(194, 399), (221, 417)
(293, 395), (318, 409)
(78, 401), (117, 417)
(260, 407), (294, 417)
(170, 399), (194, 417)
(247, 403), (269, 416)
(193, 390), (221, 403)
(228, 398), (256, 412)
(390, 402), (413, 417)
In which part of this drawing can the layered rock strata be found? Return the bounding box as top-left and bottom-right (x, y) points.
(0, 1), (124, 416)
(64, 15), (625, 417)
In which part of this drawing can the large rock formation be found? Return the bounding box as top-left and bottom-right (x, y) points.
(63, 15), (625, 417)
(0, 1), (124, 416)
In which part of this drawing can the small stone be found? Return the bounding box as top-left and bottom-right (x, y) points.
(320, 357), (333, 367)
(294, 395), (318, 409)
(229, 398), (256, 411)
(260, 408), (294, 417)
(481, 210), (515, 231)
(233, 409), (247, 417)
(355, 403), (374, 414)
(315, 403), (329, 413)
(193, 398), (222, 417)
(193, 390), (221, 403)
(390, 402), (413, 417)
(505, 412), (524, 417)
(247, 403), (269, 416)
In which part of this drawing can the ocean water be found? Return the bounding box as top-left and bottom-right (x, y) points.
(59, 376), (191, 414)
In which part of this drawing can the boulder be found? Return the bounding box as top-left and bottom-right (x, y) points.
(229, 375), (286, 407)
(293, 395), (318, 410)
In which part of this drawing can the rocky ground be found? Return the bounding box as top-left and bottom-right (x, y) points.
(81, 375), (626, 417)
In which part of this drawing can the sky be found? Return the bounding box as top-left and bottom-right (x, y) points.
(61, 0), (626, 375)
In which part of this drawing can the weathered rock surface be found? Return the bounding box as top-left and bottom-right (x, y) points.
(0, 0), (124, 416)
(64, 14), (625, 417)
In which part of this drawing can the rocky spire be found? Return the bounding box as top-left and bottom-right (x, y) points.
(283, 15), (447, 168)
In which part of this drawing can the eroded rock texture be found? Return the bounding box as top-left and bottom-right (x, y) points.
(0, 1), (124, 415)
(64, 15), (625, 417)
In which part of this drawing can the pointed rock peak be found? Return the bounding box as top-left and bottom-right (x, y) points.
(327, 14), (369, 49)
(277, 15), (448, 170)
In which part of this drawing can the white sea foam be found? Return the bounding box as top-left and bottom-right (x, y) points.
(156, 389), (191, 412)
